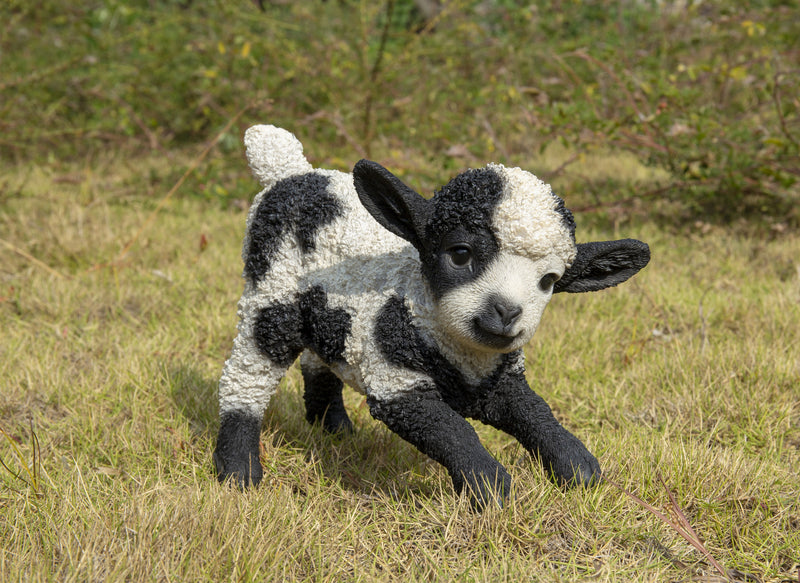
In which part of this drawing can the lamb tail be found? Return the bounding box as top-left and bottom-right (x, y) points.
(243, 125), (313, 191)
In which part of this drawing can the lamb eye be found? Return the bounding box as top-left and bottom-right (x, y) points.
(539, 273), (559, 292)
(447, 246), (472, 268)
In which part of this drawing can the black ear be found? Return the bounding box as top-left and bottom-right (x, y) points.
(353, 160), (430, 250)
(554, 239), (650, 294)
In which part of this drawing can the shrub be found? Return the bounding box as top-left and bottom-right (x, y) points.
(1, 0), (796, 224)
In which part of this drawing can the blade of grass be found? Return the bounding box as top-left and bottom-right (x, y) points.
(0, 421), (41, 495)
(0, 238), (71, 281)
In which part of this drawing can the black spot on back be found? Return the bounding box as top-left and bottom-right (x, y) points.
(245, 173), (343, 284)
(253, 286), (351, 367)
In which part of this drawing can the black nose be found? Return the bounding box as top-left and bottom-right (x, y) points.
(495, 301), (522, 328)
(473, 296), (524, 348)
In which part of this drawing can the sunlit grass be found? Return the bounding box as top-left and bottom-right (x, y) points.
(1, 150), (798, 581)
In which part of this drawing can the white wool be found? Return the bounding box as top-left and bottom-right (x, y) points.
(490, 164), (577, 268)
(244, 125), (312, 191)
(221, 126), (583, 415)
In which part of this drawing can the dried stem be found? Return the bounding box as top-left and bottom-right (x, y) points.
(606, 473), (729, 579)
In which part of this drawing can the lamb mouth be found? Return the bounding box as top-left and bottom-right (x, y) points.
(471, 320), (523, 349)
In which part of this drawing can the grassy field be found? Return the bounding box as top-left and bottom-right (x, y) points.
(2, 1), (799, 582)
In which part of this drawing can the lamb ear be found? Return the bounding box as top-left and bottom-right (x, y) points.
(554, 239), (650, 293)
(353, 159), (430, 250)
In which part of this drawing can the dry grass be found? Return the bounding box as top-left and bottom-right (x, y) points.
(1, 152), (799, 582)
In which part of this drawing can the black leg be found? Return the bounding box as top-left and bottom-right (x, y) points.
(302, 365), (353, 434)
(476, 373), (601, 488)
(215, 299), (304, 488)
(368, 388), (511, 510)
(213, 410), (263, 488)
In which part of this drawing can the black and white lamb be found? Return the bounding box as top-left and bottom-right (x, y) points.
(214, 124), (650, 508)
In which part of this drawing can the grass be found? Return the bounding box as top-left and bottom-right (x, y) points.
(2, 0), (799, 580)
(1, 145), (799, 582)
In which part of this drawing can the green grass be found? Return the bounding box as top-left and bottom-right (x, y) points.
(2, 0), (799, 580)
(1, 148), (798, 581)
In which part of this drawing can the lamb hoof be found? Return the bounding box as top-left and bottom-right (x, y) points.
(547, 448), (602, 489)
(460, 465), (513, 511)
(321, 411), (354, 435)
(213, 449), (263, 489)
(563, 458), (602, 489)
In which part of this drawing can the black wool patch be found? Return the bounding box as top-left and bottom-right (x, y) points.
(301, 365), (352, 433)
(254, 286), (352, 367)
(417, 168), (504, 297)
(552, 194), (576, 242)
(253, 302), (304, 367)
(297, 286), (351, 364)
(374, 295), (518, 415)
(426, 167), (505, 245)
(244, 173), (343, 284)
(213, 410), (263, 487)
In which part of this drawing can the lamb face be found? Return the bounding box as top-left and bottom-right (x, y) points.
(354, 161), (577, 354)
(425, 164), (576, 353)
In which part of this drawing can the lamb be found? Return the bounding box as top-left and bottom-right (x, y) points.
(213, 124), (651, 508)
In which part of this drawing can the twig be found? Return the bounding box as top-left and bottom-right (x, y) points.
(568, 50), (650, 129)
(771, 69), (800, 150)
(362, 0), (396, 154)
(0, 238), (72, 280)
(0, 55), (85, 92)
(539, 152), (582, 181)
(86, 89), (165, 151)
(550, 52), (603, 121)
(302, 110), (369, 160)
(606, 473), (729, 579)
(698, 287), (711, 355)
(110, 103), (252, 267)
(481, 118), (509, 161)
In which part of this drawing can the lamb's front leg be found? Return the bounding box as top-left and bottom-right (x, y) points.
(367, 387), (511, 509)
(476, 370), (601, 488)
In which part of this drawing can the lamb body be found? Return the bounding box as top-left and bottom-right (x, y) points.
(214, 124), (650, 507)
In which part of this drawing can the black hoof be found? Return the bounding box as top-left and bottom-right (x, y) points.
(213, 448), (263, 488)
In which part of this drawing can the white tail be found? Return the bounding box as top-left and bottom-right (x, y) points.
(244, 125), (313, 191)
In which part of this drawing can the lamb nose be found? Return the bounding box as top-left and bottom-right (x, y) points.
(495, 302), (522, 327)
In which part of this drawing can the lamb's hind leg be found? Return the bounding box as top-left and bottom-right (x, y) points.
(214, 299), (305, 487)
(300, 351), (352, 434)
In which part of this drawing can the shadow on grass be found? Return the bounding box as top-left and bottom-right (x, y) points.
(168, 363), (435, 501)
(168, 364), (219, 435)
(264, 389), (438, 502)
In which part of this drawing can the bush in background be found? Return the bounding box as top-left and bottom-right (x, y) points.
(1, 0), (797, 225)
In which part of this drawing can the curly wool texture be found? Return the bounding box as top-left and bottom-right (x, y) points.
(490, 164), (577, 268)
(244, 124), (312, 191)
(221, 125), (586, 411)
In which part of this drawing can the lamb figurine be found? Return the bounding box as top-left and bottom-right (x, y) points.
(214, 124), (650, 508)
